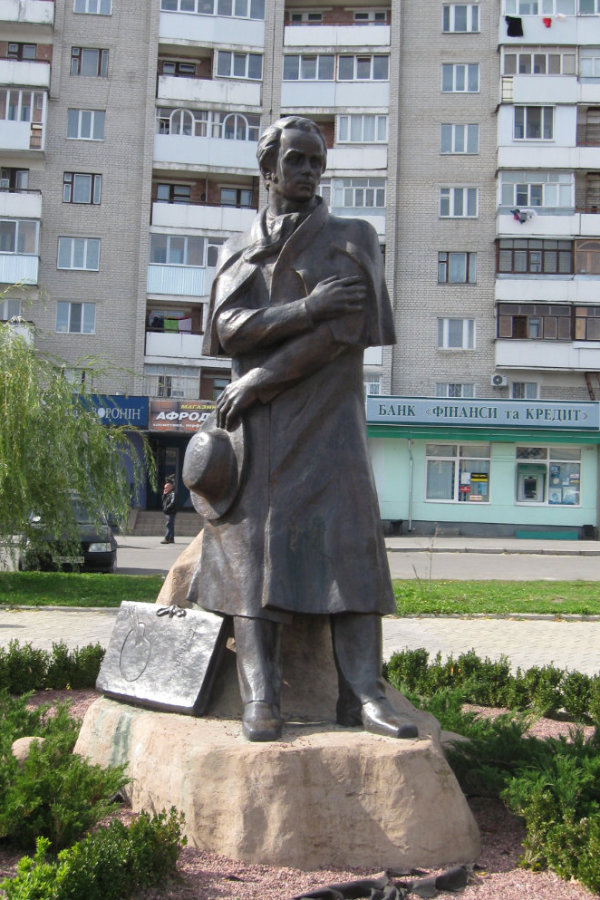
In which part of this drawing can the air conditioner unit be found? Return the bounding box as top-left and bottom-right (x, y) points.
(491, 373), (508, 388)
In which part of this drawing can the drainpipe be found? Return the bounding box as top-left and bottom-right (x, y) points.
(408, 438), (414, 532)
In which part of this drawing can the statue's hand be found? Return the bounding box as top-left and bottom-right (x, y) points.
(216, 371), (261, 430)
(306, 275), (367, 322)
(305, 275), (366, 323)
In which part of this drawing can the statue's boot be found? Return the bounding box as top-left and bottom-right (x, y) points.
(233, 616), (282, 742)
(332, 613), (419, 740)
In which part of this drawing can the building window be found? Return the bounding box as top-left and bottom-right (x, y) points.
(332, 177), (386, 209)
(441, 124), (479, 154)
(574, 305), (600, 339)
(74, 0), (112, 13)
(497, 303), (573, 339)
(283, 54), (334, 80)
(57, 237), (100, 270)
(580, 48), (600, 75)
(364, 376), (382, 396)
(503, 48), (576, 75)
(426, 443), (490, 503)
(0, 89), (45, 125)
(512, 381), (538, 399)
(497, 239), (573, 274)
(500, 172), (573, 208)
(66, 108), (105, 140)
(514, 106), (554, 140)
(435, 383), (475, 398)
(63, 173), (102, 205)
(575, 239), (600, 273)
(0, 168), (29, 192)
(144, 364), (201, 399)
(56, 301), (95, 334)
(516, 446), (580, 506)
(505, 0), (574, 12)
(7, 43), (37, 60)
(438, 252), (477, 283)
(156, 108), (260, 140)
(220, 187), (253, 207)
(289, 10), (323, 22)
(162, 60), (197, 77)
(150, 233), (224, 267)
(161, 0), (265, 18)
(70, 48), (109, 77)
(0, 219), (38, 254)
(216, 50), (262, 80)
(440, 187), (478, 218)
(337, 114), (387, 143)
(437, 318), (475, 349)
(156, 183), (191, 204)
(354, 9), (387, 22)
(442, 4), (480, 32)
(338, 55), (389, 81)
(441, 63), (479, 92)
(580, 0), (600, 13)
(0, 298), (22, 320)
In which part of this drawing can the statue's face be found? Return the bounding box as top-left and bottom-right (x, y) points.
(269, 127), (325, 203)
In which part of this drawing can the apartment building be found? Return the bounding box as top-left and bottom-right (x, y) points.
(2, 0), (600, 533)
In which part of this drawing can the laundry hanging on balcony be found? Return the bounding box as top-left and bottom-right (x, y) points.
(505, 15), (523, 36)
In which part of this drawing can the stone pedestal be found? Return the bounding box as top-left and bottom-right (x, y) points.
(75, 700), (480, 871)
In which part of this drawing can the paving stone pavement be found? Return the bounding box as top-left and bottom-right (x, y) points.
(1, 606), (600, 676)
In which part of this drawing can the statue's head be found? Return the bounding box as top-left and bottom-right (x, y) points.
(257, 116), (327, 203)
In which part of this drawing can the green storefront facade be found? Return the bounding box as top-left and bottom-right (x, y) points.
(367, 397), (600, 538)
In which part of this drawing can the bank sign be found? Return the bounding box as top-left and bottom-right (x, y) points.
(367, 397), (600, 430)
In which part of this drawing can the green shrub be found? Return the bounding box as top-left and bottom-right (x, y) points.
(0, 693), (127, 852)
(0, 640), (104, 693)
(1, 808), (186, 900)
(561, 670), (592, 722)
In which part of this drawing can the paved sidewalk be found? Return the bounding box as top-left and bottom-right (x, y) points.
(2, 606), (600, 676)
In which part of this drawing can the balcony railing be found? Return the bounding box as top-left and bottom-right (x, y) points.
(0, 254), (38, 284)
(145, 330), (206, 359)
(0, 189), (42, 218)
(0, 0), (55, 26)
(147, 264), (216, 297)
(151, 201), (256, 232)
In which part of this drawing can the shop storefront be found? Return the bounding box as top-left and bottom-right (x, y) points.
(367, 397), (600, 538)
(147, 399), (215, 510)
(89, 394), (149, 508)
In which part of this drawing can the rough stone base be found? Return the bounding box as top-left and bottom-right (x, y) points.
(75, 698), (480, 871)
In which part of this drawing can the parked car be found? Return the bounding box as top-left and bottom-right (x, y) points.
(18, 497), (118, 573)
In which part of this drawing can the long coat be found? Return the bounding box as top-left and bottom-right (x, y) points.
(189, 199), (397, 621)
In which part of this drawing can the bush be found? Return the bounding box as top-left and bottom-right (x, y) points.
(0, 640), (104, 693)
(0, 692), (127, 852)
(1, 808), (186, 900)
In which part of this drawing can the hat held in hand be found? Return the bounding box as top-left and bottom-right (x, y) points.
(182, 411), (245, 520)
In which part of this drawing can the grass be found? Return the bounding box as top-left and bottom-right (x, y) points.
(0, 572), (164, 607)
(1, 572), (600, 616)
(394, 579), (600, 616)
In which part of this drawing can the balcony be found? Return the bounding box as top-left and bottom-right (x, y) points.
(364, 346), (383, 366)
(496, 278), (600, 304)
(281, 80), (389, 109)
(154, 133), (258, 172)
(0, 0), (54, 27)
(0, 59), (50, 88)
(497, 145), (600, 170)
(0, 254), (38, 284)
(330, 207), (386, 237)
(145, 329), (206, 361)
(284, 24), (390, 48)
(0, 119), (44, 152)
(0, 189), (41, 219)
(157, 74), (261, 109)
(496, 338), (600, 371)
(152, 202), (256, 233)
(159, 10), (264, 48)
(147, 263), (215, 297)
(327, 145), (387, 172)
(498, 14), (600, 46)
(497, 211), (600, 239)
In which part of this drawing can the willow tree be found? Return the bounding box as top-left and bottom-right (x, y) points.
(0, 321), (154, 566)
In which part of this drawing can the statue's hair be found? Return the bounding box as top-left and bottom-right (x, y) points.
(257, 116), (327, 179)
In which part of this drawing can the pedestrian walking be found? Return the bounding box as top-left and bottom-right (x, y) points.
(161, 475), (177, 544)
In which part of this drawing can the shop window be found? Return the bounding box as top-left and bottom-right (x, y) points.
(426, 443), (491, 502)
(516, 446), (580, 505)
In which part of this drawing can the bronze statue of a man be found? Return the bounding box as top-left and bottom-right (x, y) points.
(186, 116), (417, 743)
